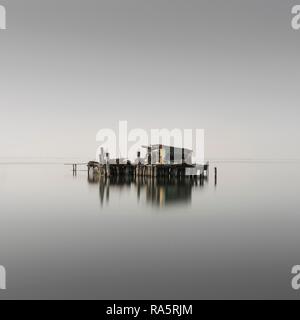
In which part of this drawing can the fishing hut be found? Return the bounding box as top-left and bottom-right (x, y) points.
(87, 145), (209, 179)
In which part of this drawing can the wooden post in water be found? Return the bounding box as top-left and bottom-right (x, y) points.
(199, 172), (204, 186)
(137, 151), (141, 164)
(214, 167), (217, 185)
(106, 153), (110, 177)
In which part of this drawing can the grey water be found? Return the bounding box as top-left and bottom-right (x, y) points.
(0, 162), (300, 299)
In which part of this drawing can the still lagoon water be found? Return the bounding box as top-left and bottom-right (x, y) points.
(0, 162), (300, 299)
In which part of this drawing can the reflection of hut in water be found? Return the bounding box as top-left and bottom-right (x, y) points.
(144, 178), (195, 207)
(93, 175), (134, 206)
(89, 174), (207, 208)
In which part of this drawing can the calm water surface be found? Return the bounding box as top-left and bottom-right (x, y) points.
(0, 163), (300, 299)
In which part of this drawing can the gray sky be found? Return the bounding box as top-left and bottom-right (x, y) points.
(0, 0), (299, 161)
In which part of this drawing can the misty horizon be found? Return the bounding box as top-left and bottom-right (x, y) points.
(1, 0), (300, 161)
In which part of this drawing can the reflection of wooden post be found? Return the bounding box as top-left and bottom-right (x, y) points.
(137, 179), (141, 201)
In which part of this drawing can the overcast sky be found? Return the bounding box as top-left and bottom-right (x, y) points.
(0, 0), (299, 161)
